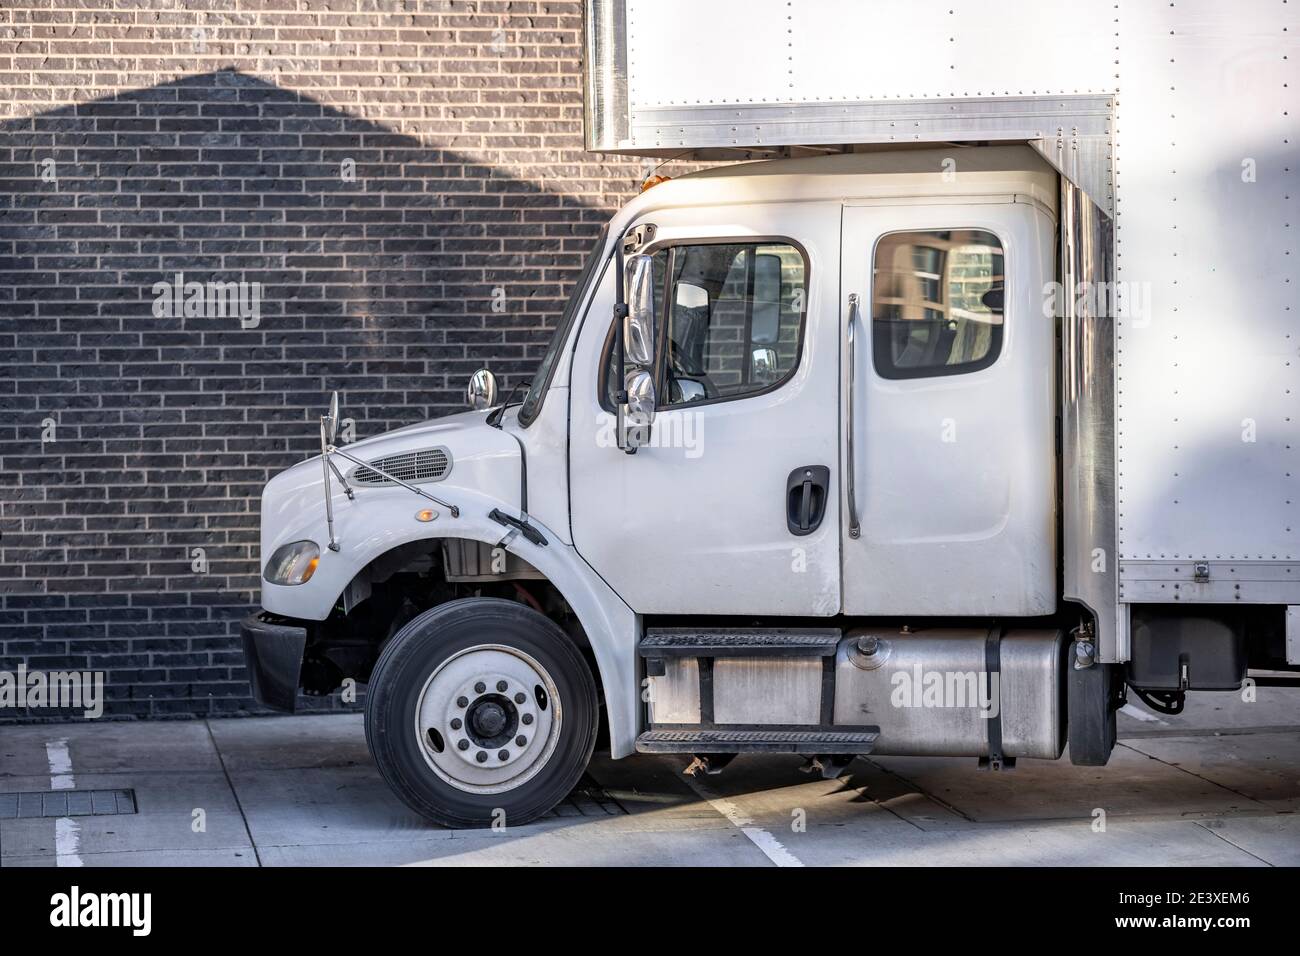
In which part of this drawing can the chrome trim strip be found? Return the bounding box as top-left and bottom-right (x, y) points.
(1060, 179), (1121, 660)
(583, 0), (630, 151)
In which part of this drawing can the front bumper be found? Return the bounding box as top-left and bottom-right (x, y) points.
(241, 610), (308, 712)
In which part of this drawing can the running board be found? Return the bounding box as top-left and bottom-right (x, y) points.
(640, 627), (841, 658)
(636, 728), (879, 755)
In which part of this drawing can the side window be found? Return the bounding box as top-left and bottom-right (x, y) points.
(662, 242), (806, 406)
(603, 240), (807, 408)
(871, 229), (1004, 379)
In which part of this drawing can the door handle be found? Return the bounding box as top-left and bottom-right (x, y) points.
(845, 293), (861, 539)
(787, 465), (830, 536)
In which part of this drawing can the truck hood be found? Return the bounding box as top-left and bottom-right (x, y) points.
(259, 408), (524, 572)
(342, 408), (498, 455)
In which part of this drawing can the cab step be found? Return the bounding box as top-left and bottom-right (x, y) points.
(639, 627), (841, 658)
(636, 728), (879, 754)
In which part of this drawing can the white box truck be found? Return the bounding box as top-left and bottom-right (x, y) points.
(241, 0), (1300, 827)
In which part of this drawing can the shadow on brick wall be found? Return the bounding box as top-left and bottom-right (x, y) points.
(0, 69), (627, 720)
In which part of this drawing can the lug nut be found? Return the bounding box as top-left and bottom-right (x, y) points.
(521, 713), (534, 726)
(450, 718), (462, 730)
(497, 680), (508, 692)
(457, 739), (469, 751)
(475, 751), (487, 763)
(498, 750), (509, 761)
(474, 681), (486, 694)
(515, 735), (526, 747)
(456, 696), (468, 708)
(514, 692), (526, 704)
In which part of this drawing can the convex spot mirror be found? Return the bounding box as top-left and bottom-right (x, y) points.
(466, 368), (499, 411)
(623, 368), (656, 450)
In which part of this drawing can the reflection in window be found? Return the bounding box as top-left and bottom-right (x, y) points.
(603, 241), (807, 408)
(662, 242), (805, 405)
(871, 230), (1004, 379)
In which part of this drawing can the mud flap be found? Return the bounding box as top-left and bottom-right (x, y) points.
(1068, 656), (1119, 766)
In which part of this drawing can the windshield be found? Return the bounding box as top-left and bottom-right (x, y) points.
(517, 225), (609, 426)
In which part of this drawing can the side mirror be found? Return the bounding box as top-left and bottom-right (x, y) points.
(325, 390), (341, 444)
(751, 346), (778, 384)
(466, 368), (498, 411)
(617, 252), (658, 453)
(623, 368), (656, 450)
(624, 253), (656, 367)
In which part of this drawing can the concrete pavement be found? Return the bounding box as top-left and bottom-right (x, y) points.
(1, 686), (1297, 866)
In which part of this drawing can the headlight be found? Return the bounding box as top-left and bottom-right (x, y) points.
(263, 540), (320, 586)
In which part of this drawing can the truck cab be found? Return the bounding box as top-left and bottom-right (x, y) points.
(561, 150), (1057, 622)
(241, 144), (1291, 828)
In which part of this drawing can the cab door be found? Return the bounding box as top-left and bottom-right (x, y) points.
(568, 202), (842, 615)
(840, 201), (1058, 616)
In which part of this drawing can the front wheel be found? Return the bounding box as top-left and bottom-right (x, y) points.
(365, 597), (599, 828)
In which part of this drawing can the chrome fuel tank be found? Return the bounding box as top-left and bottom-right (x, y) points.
(833, 628), (1068, 759)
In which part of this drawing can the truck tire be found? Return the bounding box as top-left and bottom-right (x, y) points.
(364, 597), (598, 828)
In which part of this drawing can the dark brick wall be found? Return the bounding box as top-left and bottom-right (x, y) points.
(0, 1), (647, 720)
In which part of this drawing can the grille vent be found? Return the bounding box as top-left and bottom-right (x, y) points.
(349, 446), (452, 486)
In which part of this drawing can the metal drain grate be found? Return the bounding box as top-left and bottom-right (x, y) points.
(546, 775), (628, 818)
(0, 788), (137, 819)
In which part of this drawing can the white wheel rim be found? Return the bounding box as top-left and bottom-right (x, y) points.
(414, 644), (562, 795)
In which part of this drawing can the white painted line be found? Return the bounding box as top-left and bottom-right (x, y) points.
(1120, 703), (1167, 724)
(46, 738), (76, 789)
(681, 773), (804, 867)
(46, 737), (82, 867)
(55, 818), (83, 868)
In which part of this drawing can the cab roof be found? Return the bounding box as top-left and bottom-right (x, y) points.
(633, 145), (1059, 215)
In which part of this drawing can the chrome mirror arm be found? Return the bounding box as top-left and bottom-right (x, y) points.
(326, 456), (355, 500)
(319, 418), (341, 552)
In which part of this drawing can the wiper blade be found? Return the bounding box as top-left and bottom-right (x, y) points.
(489, 508), (548, 547)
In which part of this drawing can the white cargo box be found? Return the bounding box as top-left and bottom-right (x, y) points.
(584, 0), (1299, 658)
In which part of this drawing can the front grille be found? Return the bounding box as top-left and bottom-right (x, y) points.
(349, 446), (452, 485)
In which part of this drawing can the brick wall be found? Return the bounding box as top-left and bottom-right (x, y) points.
(0, 0), (649, 720)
